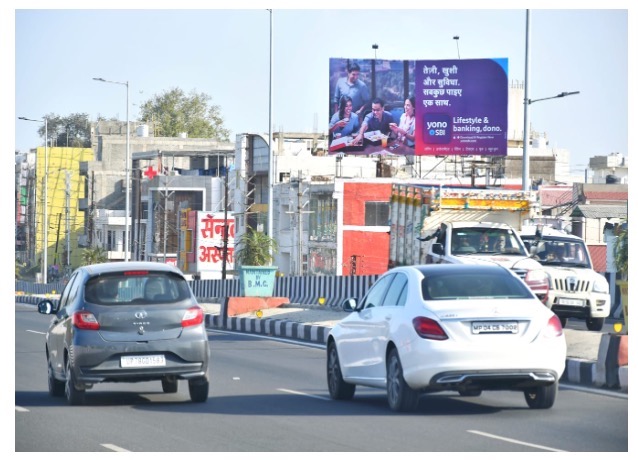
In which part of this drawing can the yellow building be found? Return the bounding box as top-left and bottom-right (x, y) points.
(36, 146), (93, 276)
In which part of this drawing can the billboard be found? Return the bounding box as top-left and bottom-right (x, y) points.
(195, 211), (235, 273)
(328, 57), (508, 157)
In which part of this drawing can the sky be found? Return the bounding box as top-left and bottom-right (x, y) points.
(6, 2), (633, 176)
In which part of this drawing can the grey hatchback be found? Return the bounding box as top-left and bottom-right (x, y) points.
(38, 262), (210, 405)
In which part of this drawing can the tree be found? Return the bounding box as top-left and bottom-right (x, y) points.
(614, 223), (628, 280)
(37, 113), (92, 148)
(81, 246), (107, 266)
(235, 226), (278, 267)
(139, 88), (230, 141)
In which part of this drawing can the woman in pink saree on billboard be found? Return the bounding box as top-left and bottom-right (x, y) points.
(390, 96), (416, 147)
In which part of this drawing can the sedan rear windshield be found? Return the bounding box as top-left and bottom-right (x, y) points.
(422, 273), (534, 300)
(85, 272), (192, 305)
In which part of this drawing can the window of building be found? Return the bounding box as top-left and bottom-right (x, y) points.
(365, 201), (389, 226)
(309, 195), (337, 242)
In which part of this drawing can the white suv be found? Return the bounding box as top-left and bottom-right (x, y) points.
(520, 225), (610, 331)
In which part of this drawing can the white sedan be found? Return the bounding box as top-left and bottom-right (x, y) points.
(326, 264), (566, 412)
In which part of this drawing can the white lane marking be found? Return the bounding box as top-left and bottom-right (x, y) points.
(278, 388), (331, 401)
(468, 430), (566, 452)
(15, 406), (29, 412)
(26, 330), (46, 335)
(101, 444), (130, 452)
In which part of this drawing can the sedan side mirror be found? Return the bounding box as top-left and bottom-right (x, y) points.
(342, 298), (358, 312)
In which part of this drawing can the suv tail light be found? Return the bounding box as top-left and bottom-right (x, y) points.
(413, 317), (448, 340)
(73, 311), (100, 330)
(525, 269), (549, 302)
(182, 307), (204, 328)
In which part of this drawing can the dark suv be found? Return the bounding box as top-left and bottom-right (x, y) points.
(38, 261), (210, 405)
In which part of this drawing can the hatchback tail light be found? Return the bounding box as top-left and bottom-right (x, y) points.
(182, 306), (204, 328)
(413, 317), (448, 340)
(73, 311), (100, 330)
(544, 314), (564, 338)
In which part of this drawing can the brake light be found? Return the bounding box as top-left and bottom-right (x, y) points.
(124, 270), (149, 276)
(544, 315), (564, 338)
(413, 317), (448, 340)
(182, 307), (204, 327)
(525, 269), (549, 302)
(72, 311), (100, 330)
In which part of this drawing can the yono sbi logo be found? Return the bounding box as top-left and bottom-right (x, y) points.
(423, 113), (451, 144)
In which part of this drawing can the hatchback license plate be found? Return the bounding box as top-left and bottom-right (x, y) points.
(121, 355), (166, 368)
(472, 321), (518, 334)
(557, 297), (585, 307)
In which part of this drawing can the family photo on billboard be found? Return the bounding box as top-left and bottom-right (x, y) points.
(328, 57), (508, 157)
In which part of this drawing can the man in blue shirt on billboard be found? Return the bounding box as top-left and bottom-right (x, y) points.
(352, 98), (394, 145)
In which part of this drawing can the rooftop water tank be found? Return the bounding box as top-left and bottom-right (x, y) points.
(136, 124), (149, 137)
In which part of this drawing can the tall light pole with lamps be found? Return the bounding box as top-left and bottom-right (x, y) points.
(267, 10), (274, 251)
(93, 77), (131, 261)
(522, 10), (579, 191)
(522, 91), (580, 190)
(19, 116), (48, 284)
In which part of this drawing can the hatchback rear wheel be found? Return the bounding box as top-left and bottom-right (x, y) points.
(386, 349), (419, 412)
(188, 377), (209, 403)
(65, 358), (85, 406)
(47, 355), (64, 397)
(161, 377), (178, 393)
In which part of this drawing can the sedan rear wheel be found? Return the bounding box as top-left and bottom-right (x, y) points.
(327, 340), (355, 400)
(161, 377), (178, 393)
(47, 356), (65, 397)
(65, 358), (85, 406)
(188, 377), (209, 403)
(524, 381), (557, 409)
(386, 349), (419, 412)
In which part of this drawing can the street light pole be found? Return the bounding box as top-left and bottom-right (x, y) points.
(267, 9), (274, 250)
(93, 77), (130, 261)
(19, 116), (48, 284)
(521, 11), (579, 191)
(522, 9), (531, 192)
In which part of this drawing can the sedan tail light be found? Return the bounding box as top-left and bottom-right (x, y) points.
(182, 306), (204, 328)
(413, 317), (448, 341)
(544, 314), (564, 338)
(73, 311), (100, 330)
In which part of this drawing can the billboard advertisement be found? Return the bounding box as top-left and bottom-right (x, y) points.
(329, 57), (508, 157)
(195, 211), (235, 273)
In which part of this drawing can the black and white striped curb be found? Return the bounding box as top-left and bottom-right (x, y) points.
(205, 313), (628, 393)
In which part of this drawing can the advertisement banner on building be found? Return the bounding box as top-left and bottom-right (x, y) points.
(195, 211), (235, 273)
(328, 57), (508, 157)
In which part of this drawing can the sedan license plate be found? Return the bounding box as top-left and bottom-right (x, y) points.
(472, 321), (518, 334)
(557, 297), (586, 307)
(121, 355), (166, 368)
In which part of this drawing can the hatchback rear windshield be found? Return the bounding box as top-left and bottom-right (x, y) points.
(85, 272), (192, 305)
(422, 272), (534, 300)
